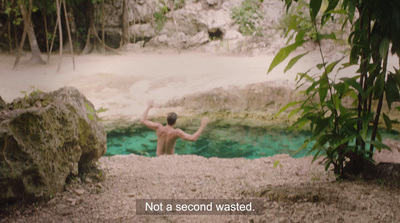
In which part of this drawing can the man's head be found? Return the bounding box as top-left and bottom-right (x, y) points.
(167, 112), (178, 126)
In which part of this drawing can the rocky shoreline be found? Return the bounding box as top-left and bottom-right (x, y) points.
(1, 154), (400, 222)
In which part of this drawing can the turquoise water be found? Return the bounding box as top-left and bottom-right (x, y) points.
(106, 125), (399, 159)
(106, 125), (316, 159)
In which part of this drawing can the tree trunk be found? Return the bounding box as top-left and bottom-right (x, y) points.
(82, 0), (119, 54)
(63, 0), (75, 70)
(170, 0), (181, 53)
(43, 4), (49, 56)
(13, 1), (30, 69)
(19, 0), (45, 65)
(56, 0), (63, 72)
(121, 0), (130, 46)
(101, 0), (105, 54)
(48, 18), (59, 63)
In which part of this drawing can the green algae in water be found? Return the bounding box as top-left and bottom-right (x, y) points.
(105, 126), (315, 159)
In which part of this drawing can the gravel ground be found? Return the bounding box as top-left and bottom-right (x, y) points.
(1, 154), (400, 223)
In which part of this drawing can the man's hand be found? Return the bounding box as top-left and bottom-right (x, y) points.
(201, 117), (210, 128)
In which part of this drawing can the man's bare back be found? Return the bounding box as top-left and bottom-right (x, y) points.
(141, 101), (209, 156)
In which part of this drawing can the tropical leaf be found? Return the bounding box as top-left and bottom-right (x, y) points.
(317, 33), (337, 41)
(347, 0), (356, 22)
(284, 52), (309, 73)
(379, 38), (390, 59)
(382, 113), (392, 132)
(374, 72), (386, 99)
(275, 100), (303, 117)
(319, 74), (329, 103)
(368, 140), (391, 152)
(386, 73), (400, 109)
(268, 40), (306, 73)
(321, 0), (339, 25)
(341, 77), (364, 97)
(309, 0), (322, 21)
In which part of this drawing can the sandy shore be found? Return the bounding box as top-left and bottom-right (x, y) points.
(0, 50), (355, 121)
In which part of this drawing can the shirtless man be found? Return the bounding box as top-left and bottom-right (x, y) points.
(140, 101), (210, 156)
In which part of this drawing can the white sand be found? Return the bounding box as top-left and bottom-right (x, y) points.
(0, 50), (359, 121)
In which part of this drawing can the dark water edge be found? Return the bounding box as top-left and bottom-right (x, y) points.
(105, 125), (400, 159)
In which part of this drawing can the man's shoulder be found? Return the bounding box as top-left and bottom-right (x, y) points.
(173, 128), (184, 135)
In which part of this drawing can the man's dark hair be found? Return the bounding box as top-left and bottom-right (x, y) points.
(167, 112), (178, 125)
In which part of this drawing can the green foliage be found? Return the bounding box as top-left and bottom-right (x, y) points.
(85, 103), (108, 121)
(231, 0), (264, 36)
(20, 86), (42, 99)
(153, 5), (169, 33)
(85, 103), (96, 121)
(174, 0), (185, 10)
(273, 160), (283, 168)
(278, 0), (317, 41)
(270, 0), (400, 178)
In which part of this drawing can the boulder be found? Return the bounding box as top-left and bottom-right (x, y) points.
(0, 87), (107, 205)
(130, 0), (157, 23)
(188, 30), (209, 47)
(224, 30), (243, 40)
(129, 24), (157, 41)
(0, 96), (5, 110)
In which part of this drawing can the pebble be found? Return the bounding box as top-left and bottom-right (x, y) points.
(74, 189), (85, 196)
(67, 198), (77, 206)
(56, 204), (67, 210)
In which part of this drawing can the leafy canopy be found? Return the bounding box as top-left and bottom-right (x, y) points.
(269, 0), (400, 178)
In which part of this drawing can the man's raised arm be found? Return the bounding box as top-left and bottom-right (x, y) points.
(177, 117), (209, 142)
(140, 100), (161, 130)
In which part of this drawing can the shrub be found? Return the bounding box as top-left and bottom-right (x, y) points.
(231, 0), (264, 36)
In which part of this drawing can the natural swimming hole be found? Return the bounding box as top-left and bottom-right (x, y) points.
(106, 125), (398, 159)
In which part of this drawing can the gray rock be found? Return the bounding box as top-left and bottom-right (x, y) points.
(0, 87), (106, 205)
(224, 30), (243, 40)
(207, 0), (219, 6)
(0, 96), (5, 110)
(129, 24), (157, 40)
(122, 41), (145, 51)
(74, 189), (85, 196)
(188, 30), (209, 47)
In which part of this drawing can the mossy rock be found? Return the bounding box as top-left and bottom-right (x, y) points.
(0, 87), (107, 206)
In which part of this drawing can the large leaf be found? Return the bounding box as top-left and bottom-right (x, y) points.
(314, 117), (331, 136)
(321, 0), (339, 26)
(334, 82), (346, 95)
(284, 0), (293, 12)
(319, 74), (329, 103)
(275, 100), (303, 117)
(373, 72), (385, 99)
(382, 113), (392, 132)
(324, 59), (343, 75)
(284, 52), (309, 73)
(295, 29), (307, 42)
(347, 0), (356, 22)
(316, 33), (337, 41)
(286, 15), (299, 37)
(379, 38), (390, 59)
(368, 140), (391, 152)
(386, 73), (400, 110)
(394, 68), (400, 88)
(268, 40), (305, 73)
(309, 0), (322, 22)
(341, 77), (364, 97)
